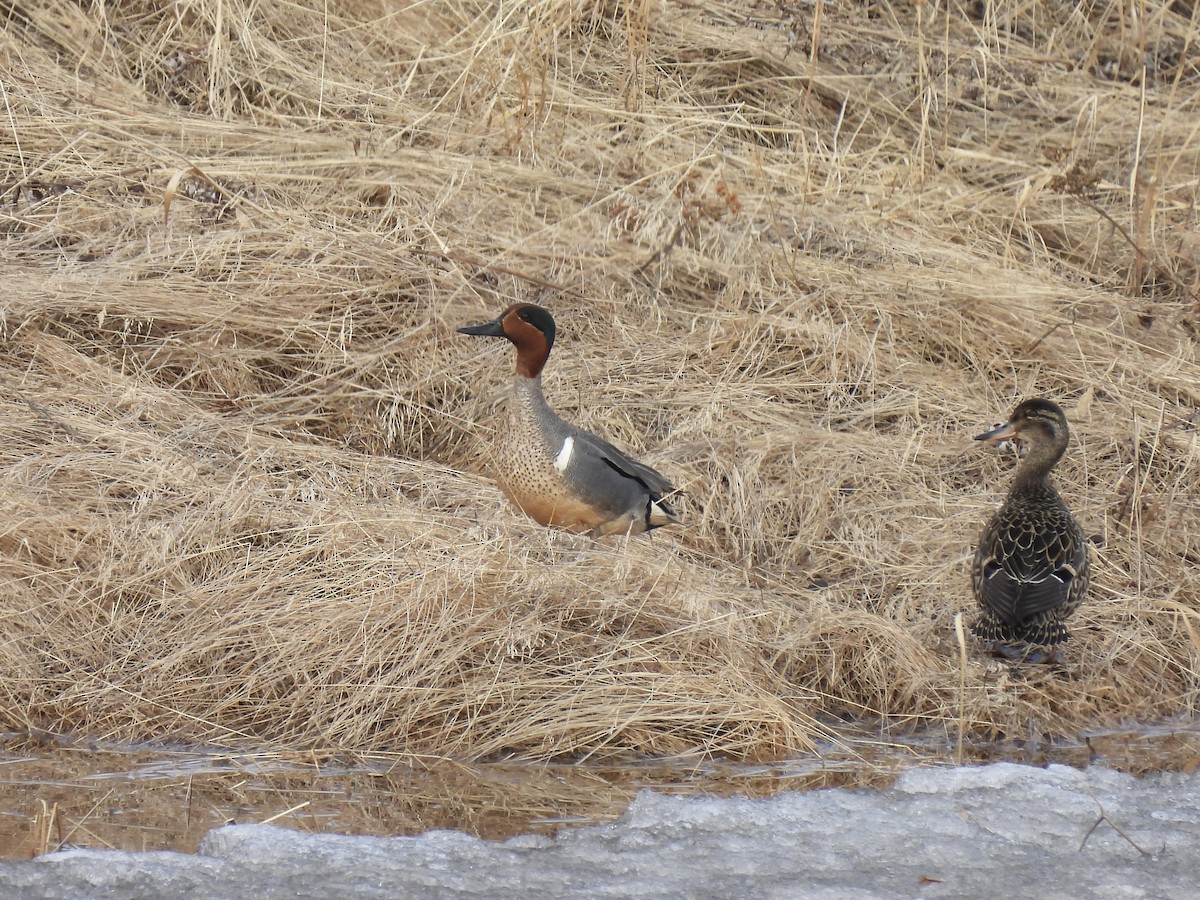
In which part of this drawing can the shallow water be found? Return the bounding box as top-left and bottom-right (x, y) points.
(2, 722), (1197, 858)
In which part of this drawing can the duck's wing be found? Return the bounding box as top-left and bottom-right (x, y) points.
(977, 508), (1087, 625)
(575, 429), (677, 501)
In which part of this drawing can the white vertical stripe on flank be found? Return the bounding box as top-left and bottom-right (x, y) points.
(553, 436), (575, 473)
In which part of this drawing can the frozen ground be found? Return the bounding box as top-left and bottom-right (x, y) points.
(3, 763), (1197, 899)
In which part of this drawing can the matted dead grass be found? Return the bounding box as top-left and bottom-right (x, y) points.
(0, 0), (1197, 762)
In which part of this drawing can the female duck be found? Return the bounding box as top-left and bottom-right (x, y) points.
(972, 398), (1090, 662)
(458, 304), (679, 537)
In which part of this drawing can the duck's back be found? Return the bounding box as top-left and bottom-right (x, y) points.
(973, 484), (1090, 644)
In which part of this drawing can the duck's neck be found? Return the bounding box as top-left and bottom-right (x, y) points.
(511, 374), (567, 449)
(1012, 440), (1066, 493)
(514, 346), (548, 379)
(513, 374), (553, 418)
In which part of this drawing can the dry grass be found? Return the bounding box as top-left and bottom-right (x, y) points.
(0, 0), (1197, 762)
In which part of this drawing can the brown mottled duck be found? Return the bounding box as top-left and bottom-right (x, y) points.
(971, 398), (1090, 664)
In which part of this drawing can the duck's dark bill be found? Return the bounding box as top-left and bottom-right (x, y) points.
(974, 420), (1017, 445)
(458, 319), (506, 337)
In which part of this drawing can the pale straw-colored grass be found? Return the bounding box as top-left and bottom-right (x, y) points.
(0, 0), (1197, 761)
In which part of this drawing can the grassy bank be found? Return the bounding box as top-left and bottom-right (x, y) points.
(1, 0), (1197, 761)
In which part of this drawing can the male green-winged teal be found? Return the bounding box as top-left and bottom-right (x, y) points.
(458, 303), (680, 537)
(971, 398), (1090, 663)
